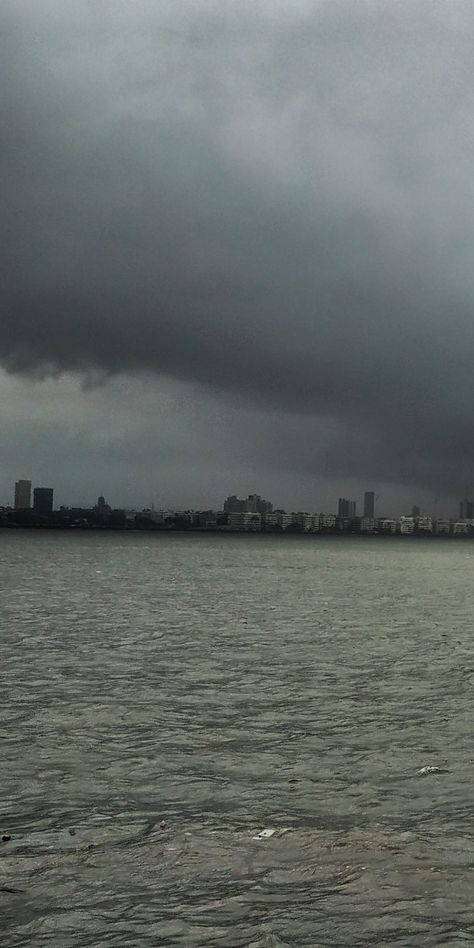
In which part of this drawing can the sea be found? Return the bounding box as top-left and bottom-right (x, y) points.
(1, 530), (474, 947)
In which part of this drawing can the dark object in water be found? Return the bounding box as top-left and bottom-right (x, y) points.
(1, 835), (11, 842)
(0, 886), (22, 894)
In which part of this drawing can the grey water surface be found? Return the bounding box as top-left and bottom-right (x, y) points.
(1, 531), (474, 947)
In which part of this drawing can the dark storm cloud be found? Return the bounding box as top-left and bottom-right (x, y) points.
(3, 0), (474, 495)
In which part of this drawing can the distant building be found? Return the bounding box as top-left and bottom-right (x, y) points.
(434, 519), (451, 535)
(33, 487), (54, 516)
(291, 512), (316, 532)
(411, 505), (421, 519)
(244, 494), (270, 514)
(360, 516), (376, 534)
(363, 491), (375, 519)
(224, 495), (245, 513)
(95, 495), (112, 515)
(459, 499), (474, 519)
(262, 511), (292, 531)
(192, 509), (220, 528)
(417, 516), (433, 533)
(338, 498), (356, 518)
(228, 511), (261, 531)
(400, 516), (415, 535)
(14, 479), (31, 510)
(380, 519), (398, 534)
(453, 521), (469, 536)
(224, 494), (273, 514)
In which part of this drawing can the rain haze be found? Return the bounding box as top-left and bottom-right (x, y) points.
(2, 0), (474, 514)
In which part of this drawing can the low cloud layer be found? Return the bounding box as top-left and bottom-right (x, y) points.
(2, 0), (474, 504)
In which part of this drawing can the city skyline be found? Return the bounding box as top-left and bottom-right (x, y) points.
(3, 485), (474, 537)
(2, 477), (471, 523)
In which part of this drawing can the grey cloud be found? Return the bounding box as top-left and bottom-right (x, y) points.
(2, 0), (474, 498)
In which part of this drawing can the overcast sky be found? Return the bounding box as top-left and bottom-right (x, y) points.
(2, 0), (474, 514)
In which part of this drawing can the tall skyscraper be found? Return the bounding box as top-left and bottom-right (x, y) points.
(33, 487), (54, 516)
(363, 491), (375, 519)
(338, 498), (356, 518)
(14, 479), (31, 509)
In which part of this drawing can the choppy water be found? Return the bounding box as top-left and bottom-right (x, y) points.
(1, 531), (474, 946)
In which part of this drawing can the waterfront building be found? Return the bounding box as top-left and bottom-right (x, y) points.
(33, 487), (54, 516)
(400, 516), (415, 535)
(261, 512), (277, 530)
(417, 516), (433, 533)
(320, 513), (337, 531)
(434, 519), (451, 535)
(291, 512), (315, 532)
(228, 511), (261, 531)
(191, 510), (215, 528)
(360, 517), (376, 534)
(380, 519), (398, 533)
(453, 521), (469, 535)
(14, 479), (31, 509)
(261, 511), (290, 531)
(139, 509), (166, 525)
(411, 505), (421, 519)
(363, 491), (375, 519)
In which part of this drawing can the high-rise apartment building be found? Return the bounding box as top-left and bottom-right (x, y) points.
(14, 479), (32, 509)
(363, 491), (375, 519)
(33, 487), (54, 516)
(247, 494), (273, 514)
(338, 498), (356, 518)
(224, 494), (273, 514)
(223, 495), (246, 513)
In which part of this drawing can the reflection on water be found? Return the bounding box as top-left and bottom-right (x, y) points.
(1, 532), (474, 946)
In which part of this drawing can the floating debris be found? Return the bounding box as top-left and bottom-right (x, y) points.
(1, 835), (11, 842)
(252, 828), (277, 840)
(68, 828), (76, 836)
(417, 765), (450, 776)
(159, 820), (167, 830)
